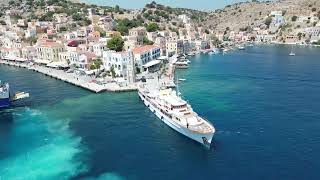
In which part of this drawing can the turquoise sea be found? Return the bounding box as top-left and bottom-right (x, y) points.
(1, 45), (320, 180)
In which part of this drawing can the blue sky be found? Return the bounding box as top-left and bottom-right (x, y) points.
(83, 0), (247, 10)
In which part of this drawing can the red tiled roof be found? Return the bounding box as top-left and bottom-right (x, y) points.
(38, 40), (64, 48)
(82, 52), (97, 60)
(132, 45), (159, 55)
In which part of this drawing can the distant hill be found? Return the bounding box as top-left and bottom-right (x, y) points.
(203, 0), (320, 32)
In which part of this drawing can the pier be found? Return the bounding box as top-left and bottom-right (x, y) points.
(0, 60), (137, 93)
(0, 60), (175, 93)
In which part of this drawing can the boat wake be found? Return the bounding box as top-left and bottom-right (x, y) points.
(0, 108), (88, 179)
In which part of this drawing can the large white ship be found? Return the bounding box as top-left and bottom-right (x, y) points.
(138, 85), (215, 147)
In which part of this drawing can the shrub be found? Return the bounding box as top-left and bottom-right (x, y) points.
(146, 22), (159, 32)
(265, 16), (272, 27)
(291, 15), (297, 22)
(107, 36), (124, 52)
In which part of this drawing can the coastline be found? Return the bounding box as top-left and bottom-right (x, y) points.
(0, 60), (137, 93)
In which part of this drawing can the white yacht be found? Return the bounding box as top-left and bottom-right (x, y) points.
(238, 45), (245, 50)
(174, 61), (189, 69)
(289, 46), (295, 56)
(138, 86), (215, 147)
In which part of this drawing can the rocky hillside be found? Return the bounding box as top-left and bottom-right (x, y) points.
(130, 1), (208, 30)
(203, 0), (320, 32)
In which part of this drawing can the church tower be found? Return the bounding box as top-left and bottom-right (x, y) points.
(126, 50), (136, 84)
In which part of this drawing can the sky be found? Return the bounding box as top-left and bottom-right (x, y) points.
(82, 0), (247, 11)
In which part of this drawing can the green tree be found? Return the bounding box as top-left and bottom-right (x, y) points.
(39, 12), (54, 21)
(143, 37), (154, 45)
(146, 22), (159, 32)
(110, 66), (116, 78)
(265, 16), (272, 27)
(90, 59), (103, 70)
(59, 26), (68, 32)
(291, 15), (297, 22)
(115, 5), (120, 12)
(107, 36), (124, 52)
(297, 32), (303, 40)
(211, 35), (221, 47)
(26, 37), (38, 45)
(116, 18), (142, 35)
(72, 13), (83, 21)
(83, 18), (92, 26)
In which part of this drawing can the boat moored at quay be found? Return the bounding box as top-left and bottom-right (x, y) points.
(0, 81), (10, 109)
(138, 85), (215, 147)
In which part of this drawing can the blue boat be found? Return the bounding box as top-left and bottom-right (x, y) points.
(0, 81), (10, 109)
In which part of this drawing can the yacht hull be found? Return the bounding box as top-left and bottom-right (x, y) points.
(0, 98), (10, 109)
(139, 92), (214, 146)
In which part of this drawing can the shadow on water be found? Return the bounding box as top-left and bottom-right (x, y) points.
(0, 109), (14, 136)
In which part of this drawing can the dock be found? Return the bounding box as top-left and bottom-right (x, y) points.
(0, 60), (137, 93)
(0, 60), (175, 93)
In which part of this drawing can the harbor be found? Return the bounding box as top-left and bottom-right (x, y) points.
(1, 45), (320, 180)
(0, 59), (150, 93)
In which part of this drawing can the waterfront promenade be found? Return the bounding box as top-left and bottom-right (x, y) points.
(0, 60), (137, 93)
(0, 60), (176, 93)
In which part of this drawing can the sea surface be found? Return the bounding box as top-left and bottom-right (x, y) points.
(1, 45), (320, 180)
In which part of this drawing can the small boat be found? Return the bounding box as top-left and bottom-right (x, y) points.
(187, 52), (195, 56)
(289, 46), (295, 56)
(238, 45), (245, 50)
(11, 92), (30, 101)
(178, 78), (186, 82)
(174, 61), (189, 69)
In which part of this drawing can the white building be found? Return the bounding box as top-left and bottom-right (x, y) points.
(132, 45), (161, 69)
(92, 43), (107, 57)
(166, 40), (184, 57)
(129, 27), (147, 46)
(25, 27), (37, 38)
(103, 51), (131, 77)
(178, 14), (191, 24)
(305, 26), (320, 42)
(36, 40), (65, 62)
(103, 45), (161, 76)
(64, 33), (77, 41)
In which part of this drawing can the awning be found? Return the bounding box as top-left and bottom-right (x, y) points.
(85, 70), (96, 75)
(15, 57), (27, 62)
(2, 56), (26, 61)
(157, 56), (168, 60)
(46, 61), (69, 68)
(34, 59), (51, 64)
(142, 60), (161, 68)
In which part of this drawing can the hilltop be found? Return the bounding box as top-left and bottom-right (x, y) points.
(203, 0), (320, 32)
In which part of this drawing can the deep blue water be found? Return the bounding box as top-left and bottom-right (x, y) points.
(1, 45), (320, 180)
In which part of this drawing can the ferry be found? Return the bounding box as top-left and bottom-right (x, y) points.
(0, 81), (10, 109)
(138, 86), (215, 147)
